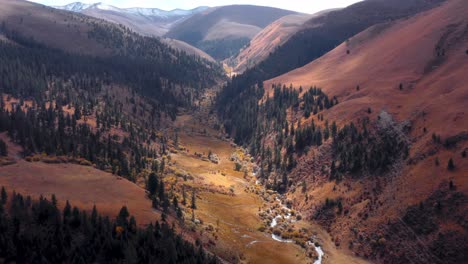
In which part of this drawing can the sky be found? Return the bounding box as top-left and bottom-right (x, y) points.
(29, 0), (363, 14)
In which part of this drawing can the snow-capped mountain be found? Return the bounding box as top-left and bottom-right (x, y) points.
(54, 2), (208, 21)
(124, 6), (209, 18)
(53, 2), (93, 12)
(52, 2), (208, 36)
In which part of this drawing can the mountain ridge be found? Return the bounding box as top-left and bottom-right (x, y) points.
(53, 2), (209, 18)
(165, 5), (297, 60)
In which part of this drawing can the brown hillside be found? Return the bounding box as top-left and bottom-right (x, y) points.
(233, 10), (337, 73)
(0, 133), (158, 226)
(266, 0), (468, 262)
(267, 0), (468, 137)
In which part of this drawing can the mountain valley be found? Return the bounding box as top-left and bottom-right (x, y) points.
(0, 0), (466, 263)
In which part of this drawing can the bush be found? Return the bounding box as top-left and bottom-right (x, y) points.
(273, 229), (282, 236)
(42, 156), (62, 164)
(79, 159), (93, 166)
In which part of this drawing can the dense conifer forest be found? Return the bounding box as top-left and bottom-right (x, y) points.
(0, 22), (222, 111)
(0, 188), (218, 264)
(217, 81), (408, 192)
(0, 16), (225, 181)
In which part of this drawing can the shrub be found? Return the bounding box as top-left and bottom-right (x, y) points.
(79, 159), (93, 166)
(42, 156), (62, 164)
(32, 155), (41, 162)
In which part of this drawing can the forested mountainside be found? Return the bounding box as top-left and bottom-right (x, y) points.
(50, 2), (216, 61)
(0, 0), (225, 180)
(226, 0), (446, 90)
(0, 0), (222, 100)
(0, 1), (226, 263)
(216, 0), (468, 263)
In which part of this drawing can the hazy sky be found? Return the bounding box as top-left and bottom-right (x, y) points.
(29, 0), (363, 14)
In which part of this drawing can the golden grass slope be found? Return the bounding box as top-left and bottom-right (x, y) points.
(265, 0), (468, 258)
(266, 0), (468, 138)
(233, 10), (339, 73)
(0, 133), (158, 226)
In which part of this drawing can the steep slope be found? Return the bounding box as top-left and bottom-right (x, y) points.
(228, 0), (447, 91)
(263, 0), (468, 262)
(161, 38), (216, 62)
(165, 5), (297, 60)
(231, 10), (334, 74)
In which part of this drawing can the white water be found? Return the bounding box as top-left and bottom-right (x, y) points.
(270, 196), (324, 264)
(270, 217), (277, 227)
(247, 240), (260, 246)
(314, 245), (324, 264)
(272, 233), (293, 243)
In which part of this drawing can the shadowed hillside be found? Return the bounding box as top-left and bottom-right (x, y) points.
(165, 5), (296, 60)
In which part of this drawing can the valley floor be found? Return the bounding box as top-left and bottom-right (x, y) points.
(161, 87), (369, 264)
(0, 88), (369, 264)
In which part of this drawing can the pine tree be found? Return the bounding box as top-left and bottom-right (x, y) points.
(447, 158), (455, 171)
(117, 206), (130, 227)
(449, 180), (455, 190)
(147, 173), (158, 196)
(182, 186), (187, 205)
(191, 189), (196, 210)
(91, 204), (98, 225)
(51, 194), (57, 206)
(0, 139), (7, 156)
(1, 186), (7, 204)
(63, 200), (72, 223)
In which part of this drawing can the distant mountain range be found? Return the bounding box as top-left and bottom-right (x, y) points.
(54, 2), (208, 19)
(53, 2), (209, 36)
(51, 2), (297, 61)
(165, 5), (297, 60)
